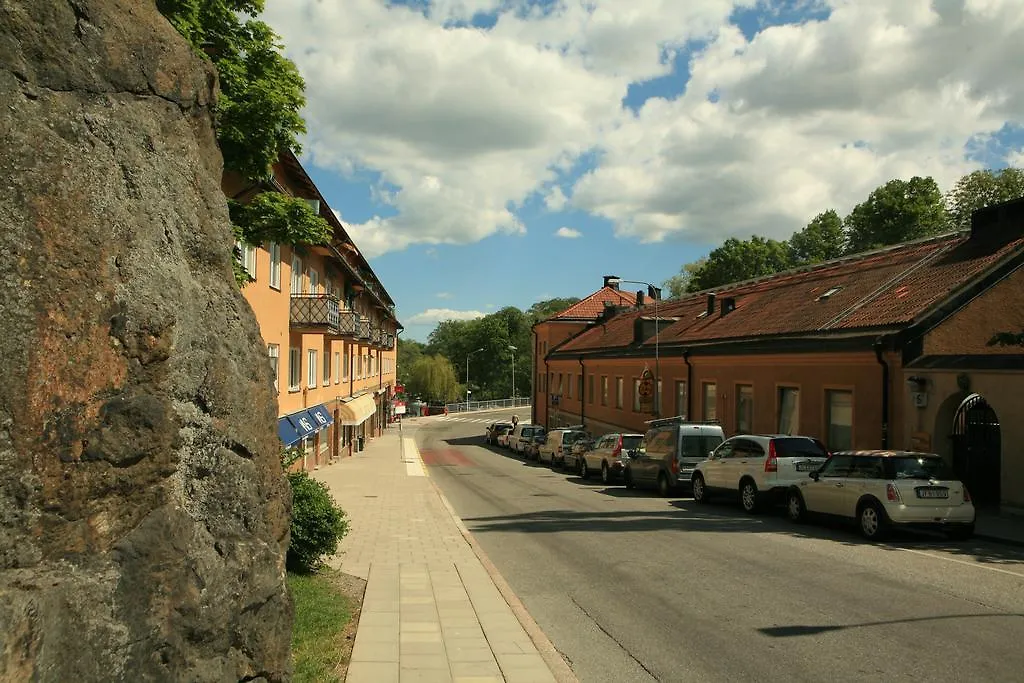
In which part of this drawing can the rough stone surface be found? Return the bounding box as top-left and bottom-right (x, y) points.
(0, 1), (292, 680)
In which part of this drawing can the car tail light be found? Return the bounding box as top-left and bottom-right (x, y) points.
(963, 486), (972, 503)
(671, 457), (679, 474)
(764, 442), (778, 473)
(612, 444), (621, 458)
(886, 483), (901, 503)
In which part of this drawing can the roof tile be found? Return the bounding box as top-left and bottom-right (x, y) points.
(549, 287), (637, 320)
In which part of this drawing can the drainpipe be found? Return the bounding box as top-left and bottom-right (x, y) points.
(874, 337), (890, 449)
(544, 358), (550, 431)
(578, 356), (585, 430)
(683, 349), (693, 420)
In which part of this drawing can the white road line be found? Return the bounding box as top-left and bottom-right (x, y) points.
(900, 547), (1024, 579)
(403, 437), (426, 476)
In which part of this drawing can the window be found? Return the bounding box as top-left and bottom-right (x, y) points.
(307, 349), (317, 389)
(633, 379), (641, 411)
(324, 279), (333, 297)
(558, 373), (563, 395)
(702, 382), (717, 421)
(323, 345), (331, 385)
(235, 242), (256, 279)
(288, 347), (301, 391)
(268, 242), (281, 289)
(308, 268), (319, 294)
(588, 375), (594, 403)
(616, 377), (624, 409)
(290, 254), (302, 293)
(267, 344), (279, 392)
(334, 352), (341, 384)
(826, 389), (853, 450)
(777, 387), (800, 435)
(656, 379), (663, 415)
(357, 354), (363, 378)
(343, 347), (350, 379)
(736, 385), (754, 433)
(675, 381), (688, 419)
(601, 376), (609, 406)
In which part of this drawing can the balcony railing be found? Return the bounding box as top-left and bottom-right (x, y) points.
(357, 316), (372, 340)
(336, 310), (358, 337)
(291, 295), (359, 338)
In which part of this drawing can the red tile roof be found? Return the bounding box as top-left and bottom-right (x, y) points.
(547, 286), (637, 321)
(556, 230), (1024, 353)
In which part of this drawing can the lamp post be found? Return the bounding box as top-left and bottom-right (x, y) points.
(606, 277), (662, 417)
(508, 345), (517, 405)
(466, 347), (483, 412)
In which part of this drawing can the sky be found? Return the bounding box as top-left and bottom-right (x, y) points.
(262, 0), (1024, 342)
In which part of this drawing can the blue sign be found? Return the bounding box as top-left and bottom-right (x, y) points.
(286, 410), (319, 439)
(277, 418), (301, 446)
(308, 404), (334, 428)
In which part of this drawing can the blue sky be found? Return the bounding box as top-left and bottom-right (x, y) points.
(266, 0), (1024, 342)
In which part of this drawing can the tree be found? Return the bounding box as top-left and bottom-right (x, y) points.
(687, 236), (792, 292)
(788, 210), (845, 265)
(526, 298), (581, 321)
(157, 0), (306, 180)
(397, 338), (426, 389)
(946, 168), (1024, 230)
(407, 355), (462, 403)
(844, 176), (950, 254)
(663, 259), (707, 299)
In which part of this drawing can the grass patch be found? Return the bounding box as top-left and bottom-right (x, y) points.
(289, 568), (363, 683)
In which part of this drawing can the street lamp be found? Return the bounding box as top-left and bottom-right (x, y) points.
(605, 277), (662, 417)
(466, 347), (483, 412)
(508, 345), (517, 404)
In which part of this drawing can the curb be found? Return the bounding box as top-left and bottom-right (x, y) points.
(426, 473), (579, 683)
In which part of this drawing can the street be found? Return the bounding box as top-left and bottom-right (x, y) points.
(412, 409), (1024, 683)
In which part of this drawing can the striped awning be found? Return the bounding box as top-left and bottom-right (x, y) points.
(338, 394), (376, 426)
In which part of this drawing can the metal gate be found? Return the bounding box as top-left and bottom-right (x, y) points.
(951, 393), (1001, 509)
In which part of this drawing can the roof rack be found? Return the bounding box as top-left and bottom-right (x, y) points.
(643, 415), (721, 427)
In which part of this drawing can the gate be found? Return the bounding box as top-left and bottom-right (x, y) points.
(951, 393), (1001, 509)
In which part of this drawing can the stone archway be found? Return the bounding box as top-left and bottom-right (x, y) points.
(950, 393), (1002, 509)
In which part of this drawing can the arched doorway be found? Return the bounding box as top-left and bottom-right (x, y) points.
(951, 393), (1001, 509)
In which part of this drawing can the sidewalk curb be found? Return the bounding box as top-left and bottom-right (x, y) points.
(424, 471), (579, 683)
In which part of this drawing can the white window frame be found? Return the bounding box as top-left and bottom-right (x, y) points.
(236, 241), (256, 279)
(343, 348), (350, 379)
(288, 347), (301, 392)
(267, 344), (279, 392)
(268, 242), (281, 289)
(290, 254), (302, 294)
(308, 268), (319, 294)
(307, 349), (317, 389)
(334, 351), (341, 384)
(323, 345), (331, 386)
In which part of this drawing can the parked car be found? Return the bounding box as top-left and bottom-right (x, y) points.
(624, 419), (725, 496)
(509, 424), (544, 454)
(485, 421), (514, 445)
(496, 426), (514, 448)
(538, 427), (589, 469)
(578, 432), (645, 483)
(570, 437), (596, 473)
(523, 433), (546, 461)
(787, 450), (975, 540)
(692, 435), (830, 513)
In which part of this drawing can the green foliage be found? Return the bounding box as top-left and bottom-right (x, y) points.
(527, 298), (581, 320)
(288, 569), (353, 683)
(844, 176), (950, 254)
(945, 168), (1024, 230)
(287, 469), (348, 574)
(687, 236), (793, 292)
(157, 0), (306, 180)
(397, 337), (426, 388)
(229, 192), (332, 247)
(407, 354), (462, 403)
(662, 259), (707, 299)
(789, 209), (845, 265)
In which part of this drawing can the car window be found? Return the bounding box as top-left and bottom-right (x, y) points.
(679, 434), (705, 459)
(773, 437), (828, 458)
(887, 455), (952, 480)
(621, 435), (643, 450)
(849, 457), (884, 479)
(563, 431), (586, 445)
(820, 455), (854, 477)
(703, 435), (724, 453)
(713, 440), (735, 459)
(734, 439), (764, 458)
(645, 428), (675, 455)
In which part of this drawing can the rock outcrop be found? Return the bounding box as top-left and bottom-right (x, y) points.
(0, 1), (292, 680)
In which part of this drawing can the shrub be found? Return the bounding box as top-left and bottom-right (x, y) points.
(286, 469), (348, 573)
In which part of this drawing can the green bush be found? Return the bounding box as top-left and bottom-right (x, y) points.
(287, 470), (348, 573)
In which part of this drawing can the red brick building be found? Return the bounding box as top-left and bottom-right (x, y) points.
(532, 199), (1024, 510)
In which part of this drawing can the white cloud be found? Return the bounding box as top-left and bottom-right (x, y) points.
(268, 0), (1024, 256)
(405, 308), (486, 325)
(436, 292), (453, 299)
(555, 226), (582, 239)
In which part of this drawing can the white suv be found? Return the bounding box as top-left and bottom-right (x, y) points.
(692, 435), (829, 513)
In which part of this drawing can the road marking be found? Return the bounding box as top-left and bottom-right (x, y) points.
(403, 438), (426, 476)
(900, 547), (1024, 579)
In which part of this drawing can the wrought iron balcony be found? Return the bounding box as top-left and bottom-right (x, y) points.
(383, 333), (396, 350)
(357, 316), (372, 340)
(291, 295), (359, 338)
(336, 309), (358, 337)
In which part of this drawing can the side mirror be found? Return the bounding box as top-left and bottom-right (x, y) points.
(708, 451), (716, 459)
(809, 471), (820, 481)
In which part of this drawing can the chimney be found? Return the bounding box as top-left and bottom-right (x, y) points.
(603, 275), (620, 290)
(706, 293), (716, 317)
(636, 290), (645, 307)
(721, 297), (736, 316)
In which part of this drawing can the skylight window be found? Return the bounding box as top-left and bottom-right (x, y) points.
(817, 286), (842, 301)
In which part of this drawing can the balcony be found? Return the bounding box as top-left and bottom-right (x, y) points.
(357, 316), (372, 341)
(290, 295), (358, 338)
(382, 333), (396, 350)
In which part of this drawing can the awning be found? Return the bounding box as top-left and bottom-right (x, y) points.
(285, 410), (319, 440)
(338, 394), (377, 426)
(278, 418), (302, 446)
(308, 404), (335, 429)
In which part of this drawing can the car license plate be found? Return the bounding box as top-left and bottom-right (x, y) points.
(916, 488), (949, 499)
(795, 461), (820, 472)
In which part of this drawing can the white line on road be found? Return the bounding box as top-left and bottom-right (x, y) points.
(403, 438), (426, 477)
(900, 547), (1024, 579)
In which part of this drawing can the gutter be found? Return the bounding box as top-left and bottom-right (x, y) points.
(578, 356), (586, 429)
(873, 337), (890, 449)
(683, 349), (693, 420)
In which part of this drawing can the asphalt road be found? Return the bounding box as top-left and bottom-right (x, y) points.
(410, 409), (1024, 683)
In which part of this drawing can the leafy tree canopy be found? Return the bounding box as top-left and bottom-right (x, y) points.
(789, 209), (845, 265)
(527, 298), (581, 321)
(407, 355), (462, 404)
(663, 258), (707, 299)
(844, 176), (949, 254)
(229, 192), (331, 246)
(687, 236), (792, 292)
(945, 168), (1024, 230)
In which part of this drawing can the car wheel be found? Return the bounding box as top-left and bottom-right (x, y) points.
(579, 458), (589, 479)
(786, 490), (805, 523)
(740, 479), (760, 514)
(692, 474), (708, 504)
(624, 467), (635, 489)
(657, 473), (671, 497)
(946, 523), (975, 541)
(859, 501), (889, 540)
(601, 462), (611, 485)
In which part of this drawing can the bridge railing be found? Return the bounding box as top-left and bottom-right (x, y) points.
(444, 398), (532, 413)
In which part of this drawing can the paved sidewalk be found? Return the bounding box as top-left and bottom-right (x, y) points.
(314, 427), (567, 683)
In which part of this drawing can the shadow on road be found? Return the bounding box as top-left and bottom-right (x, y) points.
(760, 612), (1024, 637)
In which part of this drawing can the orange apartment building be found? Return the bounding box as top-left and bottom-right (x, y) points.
(533, 199), (1024, 510)
(224, 151), (401, 470)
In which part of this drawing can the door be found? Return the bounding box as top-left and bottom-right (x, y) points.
(728, 438), (765, 487)
(952, 394), (1001, 509)
(803, 455), (855, 515)
(703, 439), (735, 488)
